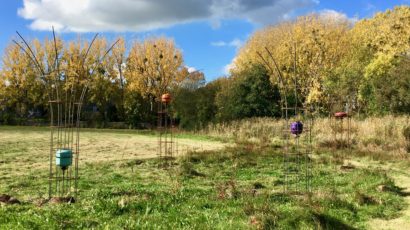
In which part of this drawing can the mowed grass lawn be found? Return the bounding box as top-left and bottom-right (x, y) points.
(0, 126), (408, 229)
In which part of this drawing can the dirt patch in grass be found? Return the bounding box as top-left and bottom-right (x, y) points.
(0, 194), (20, 205)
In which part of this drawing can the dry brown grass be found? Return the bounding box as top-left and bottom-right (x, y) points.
(317, 116), (409, 157)
(199, 117), (283, 143)
(0, 127), (227, 179)
(200, 115), (410, 157)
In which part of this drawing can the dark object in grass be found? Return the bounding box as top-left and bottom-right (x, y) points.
(355, 192), (378, 205)
(187, 169), (206, 177)
(273, 179), (284, 186)
(290, 121), (303, 135)
(253, 182), (266, 189)
(0, 194), (10, 202)
(0, 194), (20, 205)
(49, 196), (75, 204)
(179, 161), (206, 177)
(340, 164), (356, 171)
(187, 156), (201, 163)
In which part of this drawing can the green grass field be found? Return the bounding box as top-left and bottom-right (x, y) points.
(0, 126), (409, 229)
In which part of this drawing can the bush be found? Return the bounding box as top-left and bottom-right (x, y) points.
(215, 64), (280, 122)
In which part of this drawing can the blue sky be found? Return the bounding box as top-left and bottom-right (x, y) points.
(0, 0), (409, 81)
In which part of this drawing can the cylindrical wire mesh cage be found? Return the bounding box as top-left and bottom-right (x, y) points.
(157, 94), (177, 167)
(281, 107), (314, 194)
(256, 44), (315, 195)
(14, 29), (119, 201)
(48, 82), (85, 199)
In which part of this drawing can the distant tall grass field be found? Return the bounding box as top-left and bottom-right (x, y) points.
(200, 116), (410, 157)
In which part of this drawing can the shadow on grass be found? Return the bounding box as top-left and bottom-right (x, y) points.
(382, 184), (410, 197)
(314, 213), (357, 230)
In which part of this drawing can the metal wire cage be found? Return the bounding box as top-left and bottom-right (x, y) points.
(157, 93), (177, 166)
(331, 111), (352, 149)
(281, 107), (314, 194)
(14, 29), (118, 200)
(328, 102), (354, 169)
(257, 45), (315, 194)
(47, 74), (85, 199)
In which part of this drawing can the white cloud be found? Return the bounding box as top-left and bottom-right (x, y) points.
(211, 38), (243, 49)
(186, 66), (197, 73)
(223, 63), (234, 75)
(223, 58), (237, 75)
(318, 9), (358, 24)
(18, 0), (318, 32)
(229, 39), (243, 48)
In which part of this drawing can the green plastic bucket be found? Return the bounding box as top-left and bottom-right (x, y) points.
(56, 149), (73, 169)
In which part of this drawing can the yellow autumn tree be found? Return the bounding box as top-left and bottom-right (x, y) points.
(349, 6), (410, 113)
(127, 37), (185, 101)
(176, 67), (205, 90)
(233, 13), (351, 105)
(354, 6), (410, 77)
(65, 37), (123, 123)
(109, 37), (127, 119)
(0, 41), (48, 118)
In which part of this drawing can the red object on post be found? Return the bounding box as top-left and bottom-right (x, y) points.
(161, 93), (171, 104)
(334, 112), (348, 119)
